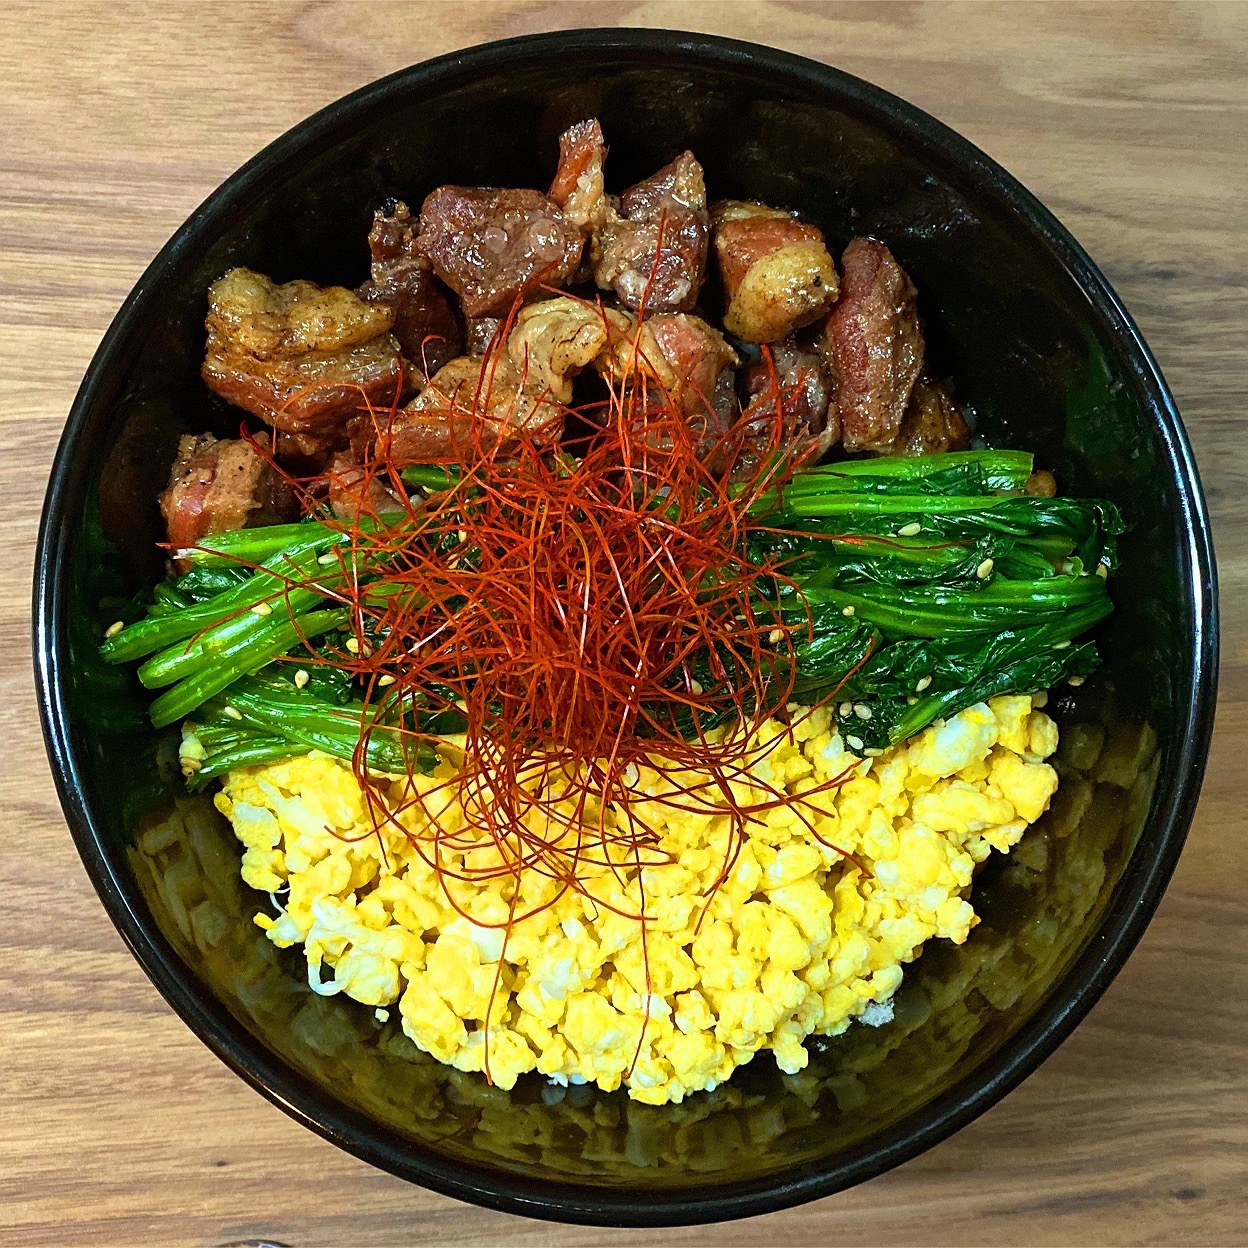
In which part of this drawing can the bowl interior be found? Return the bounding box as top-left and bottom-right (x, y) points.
(40, 33), (1211, 1224)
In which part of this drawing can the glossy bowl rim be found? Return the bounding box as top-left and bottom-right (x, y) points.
(33, 28), (1218, 1227)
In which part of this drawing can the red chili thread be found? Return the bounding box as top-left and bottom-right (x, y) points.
(232, 309), (872, 1083)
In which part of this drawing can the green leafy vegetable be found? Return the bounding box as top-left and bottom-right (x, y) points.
(184, 672), (438, 785)
(102, 449), (1121, 774)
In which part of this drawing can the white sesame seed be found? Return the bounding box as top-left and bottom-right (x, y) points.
(898, 522), (922, 537)
(346, 637), (360, 653)
(839, 702), (852, 717)
(907, 695), (919, 706)
(976, 558), (995, 580)
(374, 1007), (390, 1022)
(250, 601), (273, 616)
(1095, 562), (1109, 578)
(1068, 674), (1085, 687)
(934, 718), (947, 729)
(768, 629), (784, 645)
(846, 735), (864, 752)
(915, 675), (932, 692)
(104, 620), (124, 639)
(222, 705), (242, 720)
(864, 748), (883, 757)
(1053, 640), (1071, 650)
(842, 605), (855, 616)
(1032, 691), (1049, 708)
(378, 674), (396, 687)
(854, 703), (872, 720)
(689, 679), (703, 695)
(294, 670), (309, 689)
(318, 552), (339, 565)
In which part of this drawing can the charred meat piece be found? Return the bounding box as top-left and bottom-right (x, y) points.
(875, 376), (970, 457)
(271, 408), (384, 474)
(592, 151), (709, 315)
(465, 316), (505, 356)
(417, 187), (583, 319)
(604, 312), (738, 418)
(732, 340), (838, 482)
(743, 339), (836, 439)
(202, 268), (404, 433)
(272, 428), (344, 474)
(549, 118), (613, 233)
(160, 432), (298, 561)
(326, 450), (406, 522)
(601, 312), (739, 462)
(507, 297), (633, 403)
(383, 355), (564, 465)
(357, 201), (462, 377)
(821, 238), (924, 453)
(712, 201), (838, 344)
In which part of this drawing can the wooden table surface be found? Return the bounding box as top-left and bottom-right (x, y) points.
(3, 4), (1245, 1245)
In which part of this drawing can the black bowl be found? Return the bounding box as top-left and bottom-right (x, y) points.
(34, 29), (1217, 1226)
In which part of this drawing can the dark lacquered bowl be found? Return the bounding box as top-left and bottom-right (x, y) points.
(34, 29), (1216, 1226)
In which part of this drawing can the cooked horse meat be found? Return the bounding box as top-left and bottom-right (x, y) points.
(271, 428), (341, 473)
(592, 151), (709, 315)
(743, 339), (836, 438)
(417, 187), (583, 319)
(548, 118), (613, 233)
(357, 201), (462, 377)
(599, 312), (738, 463)
(877, 375), (970, 457)
(465, 316), (505, 356)
(604, 312), (737, 418)
(712, 201), (838, 343)
(382, 355), (564, 464)
(821, 238), (924, 452)
(160, 432), (298, 560)
(732, 340), (838, 482)
(507, 297), (633, 403)
(326, 450), (406, 522)
(202, 268), (404, 433)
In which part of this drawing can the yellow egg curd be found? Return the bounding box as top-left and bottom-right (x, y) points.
(212, 693), (1059, 1104)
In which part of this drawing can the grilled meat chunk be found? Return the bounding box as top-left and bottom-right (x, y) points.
(417, 187), (583, 319)
(712, 201), (838, 343)
(383, 355), (564, 465)
(202, 268), (404, 433)
(876, 375), (970, 457)
(549, 118), (613, 233)
(507, 297), (633, 404)
(592, 151), (709, 315)
(160, 432), (297, 560)
(357, 201), (462, 377)
(821, 238), (924, 452)
(326, 450), (406, 522)
(604, 312), (737, 418)
(732, 340), (838, 482)
(600, 312), (739, 463)
(465, 316), (505, 356)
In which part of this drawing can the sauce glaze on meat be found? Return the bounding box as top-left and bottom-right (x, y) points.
(417, 187), (583, 318)
(591, 151), (710, 315)
(357, 201), (463, 378)
(202, 268), (404, 434)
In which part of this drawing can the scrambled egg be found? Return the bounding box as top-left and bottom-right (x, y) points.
(213, 694), (1059, 1105)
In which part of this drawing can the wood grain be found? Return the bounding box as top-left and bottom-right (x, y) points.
(2, 3), (1245, 1244)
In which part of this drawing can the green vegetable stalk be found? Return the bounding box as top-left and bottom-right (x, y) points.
(102, 448), (1121, 776)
